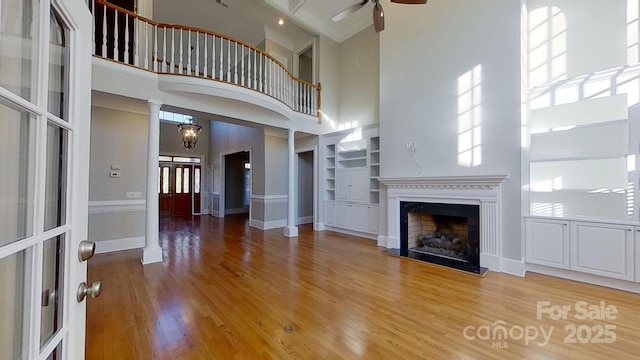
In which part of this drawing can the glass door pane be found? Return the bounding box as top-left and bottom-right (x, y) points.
(48, 8), (69, 120)
(44, 124), (68, 231)
(40, 235), (65, 347)
(0, 100), (36, 246)
(0, 0), (40, 101)
(0, 250), (29, 360)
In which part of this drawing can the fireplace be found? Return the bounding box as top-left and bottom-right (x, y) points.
(379, 176), (509, 275)
(392, 201), (485, 275)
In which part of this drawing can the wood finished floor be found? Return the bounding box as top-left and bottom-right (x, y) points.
(87, 215), (640, 359)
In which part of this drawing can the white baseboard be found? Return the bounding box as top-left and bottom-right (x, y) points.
(95, 236), (145, 254)
(501, 258), (526, 277)
(250, 219), (287, 230)
(211, 210), (222, 217)
(314, 222), (326, 231)
(377, 235), (387, 247)
(225, 207), (249, 215)
(480, 254), (501, 272)
(296, 216), (313, 225)
(527, 263), (640, 294)
(324, 226), (377, 241)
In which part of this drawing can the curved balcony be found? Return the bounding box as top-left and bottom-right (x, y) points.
(89, 0), (321, 121)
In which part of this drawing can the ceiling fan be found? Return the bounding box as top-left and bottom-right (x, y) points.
(332, 0), (427, 33)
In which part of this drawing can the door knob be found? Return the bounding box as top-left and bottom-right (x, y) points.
(78, 240), (96, 262)
(77, 281), (102, 302)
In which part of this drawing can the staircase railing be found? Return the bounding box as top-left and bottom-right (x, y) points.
(88, 0), (322, 121)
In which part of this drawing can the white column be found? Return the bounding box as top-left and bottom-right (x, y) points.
(142, 99), (163, 264)
(284, 128), (298, 237)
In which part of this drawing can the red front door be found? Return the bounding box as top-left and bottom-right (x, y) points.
(159, 163), (201, 217)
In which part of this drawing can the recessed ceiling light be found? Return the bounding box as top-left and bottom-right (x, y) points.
(278, 19), (284, 25)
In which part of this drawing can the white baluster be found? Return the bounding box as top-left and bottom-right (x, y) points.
(212, 35), (217, 79)
(170, 28), (175, 73)
(124, 15), (129, 63)
(144, 22), (149, 70)
(187, 30), (192, 74)
(133, 18), (139, 66)
(162, 27), (167, 72)
(253, 50), (257, 90)
(114, 9), (119, 61)
(101, 4), (107, 56)
(203, 34), (208, 78)
(259, 54), (263, 92)
(153, 25), (158, 72)
(179, 29), (184, 74)
(241, 45), (245, 87)
(219, 36), (224, 79)
(247, 48), (251, 88)
(227, 39), (231, 81)
(234, 42), (238, 84)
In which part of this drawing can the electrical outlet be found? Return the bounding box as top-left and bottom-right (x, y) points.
(406, 141), (416, 149)
(126, 191), (142, 198)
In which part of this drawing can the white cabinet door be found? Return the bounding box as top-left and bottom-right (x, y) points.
(335, 169), (350, 201)
(636, 227), (640, 282)
(352, 204), (369, 232)
(351, 168), (370, 203)
(335, 203), (352, 229)
(324, 202), (335, 226)
(525, 218), (569, 269)
(570, 222), (634, 281)
(368, 206), (379, 234)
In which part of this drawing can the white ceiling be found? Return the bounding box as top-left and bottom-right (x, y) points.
(153, 0), (382, 47)
(264, 0), (375, 43)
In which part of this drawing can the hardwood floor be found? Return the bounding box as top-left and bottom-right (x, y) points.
(87, 215), (640, 359)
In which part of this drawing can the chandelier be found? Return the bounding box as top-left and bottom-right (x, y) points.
(177, 117), (202, 150)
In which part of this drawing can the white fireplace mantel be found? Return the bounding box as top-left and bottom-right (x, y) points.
(379, 175), (510, 272)
(379, 175), (510, 190)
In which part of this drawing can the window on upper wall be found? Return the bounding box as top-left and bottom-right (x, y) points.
(522, 1), (640, 222)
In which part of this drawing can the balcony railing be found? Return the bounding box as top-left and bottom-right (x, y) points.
(88, 0), (321, 120)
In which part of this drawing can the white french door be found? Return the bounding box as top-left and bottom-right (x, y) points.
(0, 0), (92, 359)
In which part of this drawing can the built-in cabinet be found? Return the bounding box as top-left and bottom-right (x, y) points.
(526, 217), (638, 283)
(322, 125), (379, 238)
(523, 69), (640, 290)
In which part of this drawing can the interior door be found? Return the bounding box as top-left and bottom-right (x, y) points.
(0, 0), (92, 359)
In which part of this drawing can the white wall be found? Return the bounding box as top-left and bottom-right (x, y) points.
(318, 35), (341, 129)
(339, 25), (379, 128)
(89, 106), (148, 245)
(379, 0), (522, 260)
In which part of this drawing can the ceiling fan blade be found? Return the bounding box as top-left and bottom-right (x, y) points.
(373, 3), (384, 32)
(332, 0), (369, 22)
(391, 0), (427, 4)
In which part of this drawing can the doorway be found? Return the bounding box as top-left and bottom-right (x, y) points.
(159, 157), (202, 217)
(223, 151), (251, 216)
(296, 149), (315, 225)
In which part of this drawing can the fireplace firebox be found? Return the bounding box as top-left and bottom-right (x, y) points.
(386, 201), (487, 275)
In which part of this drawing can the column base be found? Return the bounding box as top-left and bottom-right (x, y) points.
(283, 226), (299, 238)
(141, 246), (163, 265)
